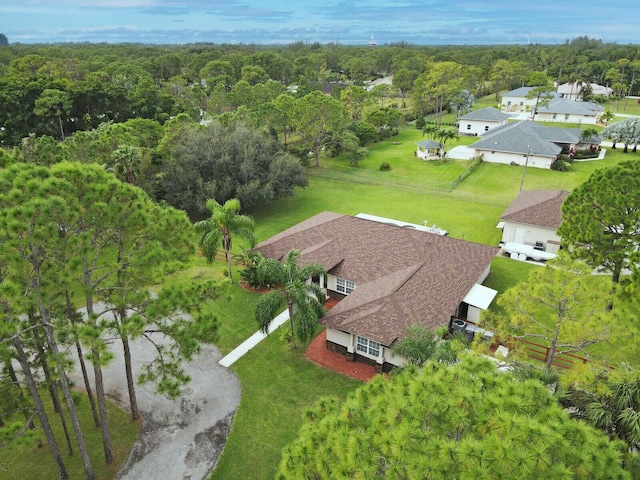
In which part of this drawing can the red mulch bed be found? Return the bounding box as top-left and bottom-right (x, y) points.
(240, 284), (377, 382)
(306, 329), (378, 382)
(239, 281), (271, 294)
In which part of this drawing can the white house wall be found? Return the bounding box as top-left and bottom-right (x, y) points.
(326, 328), (353, 351)
(327, 274), (338, 292)
(536, 112), (598, 125)
(475, 150), (554, 169)
(476, 265), (491, 284)
(501, 96), (536, 112)
(383, 348), (407, 368)
(466, 305), (482, 324)
(326, 327), (407, 368)
(501, 221), (561, 250)
(458, 120), (503, 136)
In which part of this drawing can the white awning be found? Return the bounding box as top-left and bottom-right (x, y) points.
(496, 221), (505, 229)
(463, 284), (498, 310)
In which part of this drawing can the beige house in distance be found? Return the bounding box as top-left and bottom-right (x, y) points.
(557, 81), (613, 101)
(255, 212), (499, 372)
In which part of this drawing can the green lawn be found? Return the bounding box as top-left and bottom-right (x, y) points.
(211, 329), (359, 480)
(0, 394), (139, 480)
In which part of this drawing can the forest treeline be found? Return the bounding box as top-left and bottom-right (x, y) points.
(0, 36), (639, 214)
(0, 36), (639, 143)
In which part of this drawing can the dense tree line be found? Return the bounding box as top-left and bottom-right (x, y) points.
(0, 37), (638, 215)
(0, 37), (639, 147)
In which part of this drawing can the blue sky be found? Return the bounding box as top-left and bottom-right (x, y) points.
(1, 0), (637, 46)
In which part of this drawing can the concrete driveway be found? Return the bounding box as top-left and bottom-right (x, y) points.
(70, 327), (240, 480)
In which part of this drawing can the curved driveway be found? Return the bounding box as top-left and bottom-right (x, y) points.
(70, 331), (241, 480)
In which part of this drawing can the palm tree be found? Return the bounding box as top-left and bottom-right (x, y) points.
(255, 250), (326, 349)
(110, 145), (142, 185)
(569, 365), (640, 453)
(580, 127), (600, 153)
(194, 198), (256, 282)
(421, 124), (439, 140)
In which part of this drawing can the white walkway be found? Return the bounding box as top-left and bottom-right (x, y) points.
(218, 309), (289, 367)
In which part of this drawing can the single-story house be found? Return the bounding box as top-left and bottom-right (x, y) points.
(254, 212), (499, 372)
(501, 86), (561, 112)
(557, 82), (613, 101)
(498, 190), (568, 254)
(458, 107), (510, 136)
(470, 120), (590, 169)
(534, 98), (604, 124)
(415, 139), (444, 160)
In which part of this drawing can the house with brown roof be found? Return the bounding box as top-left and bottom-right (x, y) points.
(499, 190), (569, 254)
(255, 212), (498, 372)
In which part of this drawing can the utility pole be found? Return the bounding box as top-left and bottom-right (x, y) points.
(519, 145), (531, 192)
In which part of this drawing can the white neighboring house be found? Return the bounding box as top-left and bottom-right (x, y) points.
(470, 120), (589, 169)
(557, 82), (613, 101)
(501, 86), (561, 112)
(499, 190), (569, 255)
(534, 98), (604, 125)
(458, 107), (510, 136)
(254, 212), (498, 373)
(415, 139), (444, 160)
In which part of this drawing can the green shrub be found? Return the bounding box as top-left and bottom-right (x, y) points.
(551, 158), (571, 171)
(379, 162), (391, 171)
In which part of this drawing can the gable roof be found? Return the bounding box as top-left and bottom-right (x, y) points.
(255, 213), (498, 345)
(459, 107), (510, 122)
(537, 98), (603, 115)
(502, 86), (562, 99)
(415, 139), (443, 149)
(500, 190), (569, 229)
(470, 120), (579, 157)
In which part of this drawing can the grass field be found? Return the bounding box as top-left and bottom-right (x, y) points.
(210, 330), (359, 480)
(0, 395), (139, 480)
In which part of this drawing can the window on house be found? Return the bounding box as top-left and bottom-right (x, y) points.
(484, 125), (489, 131)
(466, 124), (471, 130)
(336, 278), (355, 294)
(356, 336), (380, 357)
(565, 114), (570, 120)
(552, 113), (557, 120)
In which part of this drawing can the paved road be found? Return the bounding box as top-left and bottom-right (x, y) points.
(69, 327), (241, 480)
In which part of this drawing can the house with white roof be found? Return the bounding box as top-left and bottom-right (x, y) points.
(458, 107), (510, 136)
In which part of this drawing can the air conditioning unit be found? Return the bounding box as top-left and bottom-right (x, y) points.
(451, 319), (467, 334)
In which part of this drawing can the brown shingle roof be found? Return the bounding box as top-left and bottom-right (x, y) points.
(500, 190), (569, 229)
(255, 213), (499, 346)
